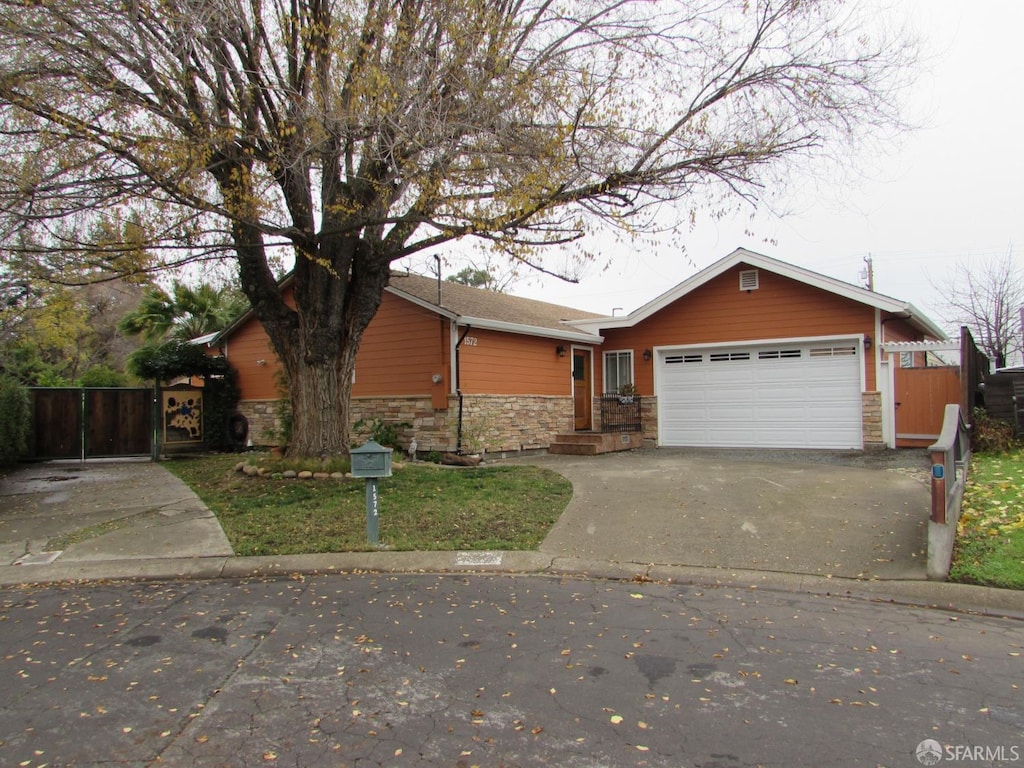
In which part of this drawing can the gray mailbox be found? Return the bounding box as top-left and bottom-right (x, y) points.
(350, 439), (393, 478)
(350, 440), (393, 546)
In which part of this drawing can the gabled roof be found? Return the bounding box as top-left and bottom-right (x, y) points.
(210, 270), (604, 346)
(567, 247), (947, 340)
(387, 273), (603, 343)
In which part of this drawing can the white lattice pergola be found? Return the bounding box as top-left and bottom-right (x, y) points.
(879, 340), (960, 354)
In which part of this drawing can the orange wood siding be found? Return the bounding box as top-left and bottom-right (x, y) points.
(881, 316), (932, 367)
(352, 292), (447, 397)
(226, 289), (448, 400)
(599, 265), (877, 394)
(458, 327), (571, 396)
(226, 315), (283, 400)
(880, 317), (922, 343)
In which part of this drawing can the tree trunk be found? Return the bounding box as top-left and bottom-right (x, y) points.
(220, 150), (392, 460)
(256, 245), (390, 460)
(278, 339), (357, 458)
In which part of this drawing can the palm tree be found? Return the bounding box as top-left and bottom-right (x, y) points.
(118, 281), (247, 342)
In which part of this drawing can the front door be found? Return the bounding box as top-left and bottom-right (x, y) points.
(572, 349), (592, 430)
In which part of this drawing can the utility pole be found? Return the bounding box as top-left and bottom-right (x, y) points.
(861, 255), (875, 291)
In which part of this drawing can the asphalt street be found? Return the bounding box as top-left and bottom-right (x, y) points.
(1, 572), (1021, 768)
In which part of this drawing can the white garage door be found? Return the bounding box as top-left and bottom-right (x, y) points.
(658, 341), (863, 449)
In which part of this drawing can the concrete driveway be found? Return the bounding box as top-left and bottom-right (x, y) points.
(0, 448), (931, 583)
(0, 459), (233, 566)
(525, 448), (931, 580)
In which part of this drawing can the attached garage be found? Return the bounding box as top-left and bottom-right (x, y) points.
(567, 249), (950, 451)
(656, 339), (864, 449)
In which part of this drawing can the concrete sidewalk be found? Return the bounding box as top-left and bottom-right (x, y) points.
(1, 452), (1022, 619)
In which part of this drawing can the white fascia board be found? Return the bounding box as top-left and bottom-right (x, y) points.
(899, 303), (948, 340)
(385, 285), (603, 342)
(190, 331), (220, 346)
(385, 286), (458, 320)
(457, 315), (603, 344)
(566, 247), (947, 339)
(569, 248), (762, 332)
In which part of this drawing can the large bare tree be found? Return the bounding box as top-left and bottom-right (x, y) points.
(943, 249), (1024, 370)
(0, 0), (913, 457)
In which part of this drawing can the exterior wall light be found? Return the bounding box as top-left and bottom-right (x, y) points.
(556, 345), (567, 357)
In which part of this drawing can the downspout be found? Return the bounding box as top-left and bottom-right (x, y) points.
(454, 324), (471, 454)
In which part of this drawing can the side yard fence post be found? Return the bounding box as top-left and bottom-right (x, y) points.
(926, 404), (972, 580)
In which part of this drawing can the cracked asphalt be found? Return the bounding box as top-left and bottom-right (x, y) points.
(2, 572), (1021, 767)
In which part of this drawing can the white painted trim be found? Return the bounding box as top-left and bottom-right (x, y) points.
(874, 308), (892, 447)
(387, 286), (458, 320)
(570, 345), (595, 430)
(458, 315), (602, 344)
(880, 355), (895, 448)
(390, 286), (604, 342)
(449, 321), (459, 394)
(568, 248), (947, 340)
(601, 349), (635, 394)
(653, 347), (667, 446)
(651, 333), (862, 353)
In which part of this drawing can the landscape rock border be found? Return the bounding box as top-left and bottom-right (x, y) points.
(234, 462), (349, 480)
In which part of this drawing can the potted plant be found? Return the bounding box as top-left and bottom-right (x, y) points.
(617, 382), (638, 403)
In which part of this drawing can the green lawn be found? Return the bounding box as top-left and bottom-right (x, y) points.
(949, 448), (1024, 590)
(164, 453), (572, 556)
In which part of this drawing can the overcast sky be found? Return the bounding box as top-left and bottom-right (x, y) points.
(405, 1), (1022, 333)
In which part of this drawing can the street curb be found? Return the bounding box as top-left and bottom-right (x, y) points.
(2, 552), (1022, 620)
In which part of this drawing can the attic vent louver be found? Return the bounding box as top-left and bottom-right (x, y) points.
(739, 269), (759, 291)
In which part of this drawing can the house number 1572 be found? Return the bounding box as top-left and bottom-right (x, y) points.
(463, 336), (479, 346)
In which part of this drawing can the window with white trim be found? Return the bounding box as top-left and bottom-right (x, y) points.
(603, 350), (633, 394)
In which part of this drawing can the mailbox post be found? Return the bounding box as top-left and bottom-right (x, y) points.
(350, 440), (393, 546)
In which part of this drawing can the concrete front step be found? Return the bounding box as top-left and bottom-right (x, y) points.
(548, 431), (643, 455)
(548, 442), (600, 456)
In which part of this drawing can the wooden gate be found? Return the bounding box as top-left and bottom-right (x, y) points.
(894, 367), (962, 448)
(29, 388), (154, 460)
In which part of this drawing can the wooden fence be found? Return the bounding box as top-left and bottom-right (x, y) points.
(28, 388), (153, 461)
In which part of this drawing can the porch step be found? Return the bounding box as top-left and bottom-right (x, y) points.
(549, 431), (643, 455)
(548, 441), (600, 456)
